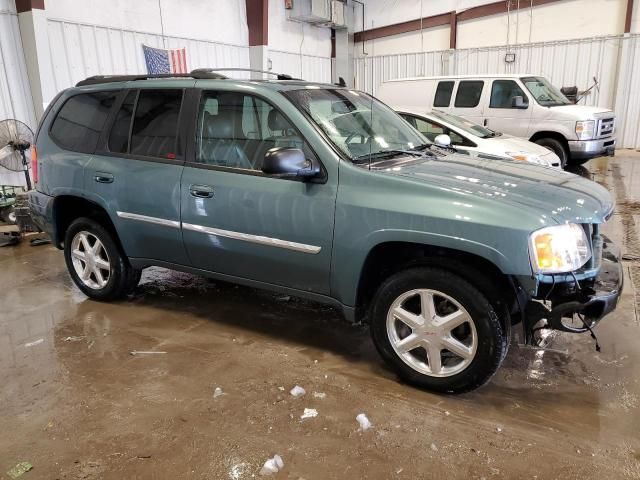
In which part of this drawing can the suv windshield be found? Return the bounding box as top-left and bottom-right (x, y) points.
(430, 110), (498, 138)
(521, 76), (571, 107)
(286, 88), (428, 162)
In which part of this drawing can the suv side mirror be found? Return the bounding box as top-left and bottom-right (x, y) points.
(262, 148), (320, 179)
(434, 134), (452, 147)
(511, 95), (528, 109)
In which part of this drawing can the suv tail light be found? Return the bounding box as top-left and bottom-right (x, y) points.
(31, 146), (38, 184)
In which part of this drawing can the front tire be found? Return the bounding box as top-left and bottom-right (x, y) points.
(370, 267), (506, 394)
(534, 137), (568, 169)
(64, 217), (139, 300)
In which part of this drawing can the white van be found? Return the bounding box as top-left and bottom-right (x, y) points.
(377, 74), (616, 167)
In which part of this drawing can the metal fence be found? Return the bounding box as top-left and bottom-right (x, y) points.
(355, 34), (640, 149)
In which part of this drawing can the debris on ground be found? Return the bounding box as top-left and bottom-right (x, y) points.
(290, 385), (306, 397)
(259, 454), (284, 475)
(356, 413), (373, 431)
(496, 427), (503, 433)
(6, 462), (33, 479)
(300, 408), (318, 420)
(63, 336), (85, 342)
(430, 443), (438, 452)
(312, 392), (326, 399)
(213, 387), (224, 398)
(24, 339), (43, 348)
(129, 351), (167, 355)
(277, 386), (285, 391)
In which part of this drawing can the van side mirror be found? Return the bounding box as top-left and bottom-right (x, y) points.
(434, 134), (451, 147)
(512, 95), (528, 109)
(262, 148), (320, 179)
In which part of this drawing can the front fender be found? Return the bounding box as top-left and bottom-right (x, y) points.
(330, 228), (513, 307)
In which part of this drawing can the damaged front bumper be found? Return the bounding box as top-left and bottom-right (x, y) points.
(525, 235), (623, 334)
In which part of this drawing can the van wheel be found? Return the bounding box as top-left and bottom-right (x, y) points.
(370, 267), (506, 394)
(534, 137), (568, 168)
(64, 217), (138, 301)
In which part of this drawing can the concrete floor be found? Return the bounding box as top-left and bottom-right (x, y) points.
(1, 154), (640, 479)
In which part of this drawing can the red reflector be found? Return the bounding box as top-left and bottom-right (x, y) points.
(31, 146), (38, 184)
(166, 153), (176, 160)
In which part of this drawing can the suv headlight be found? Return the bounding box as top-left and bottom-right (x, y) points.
(529, 224), (591, 273)
(506, 151), (551, 167)
(575, 120), (595, 140)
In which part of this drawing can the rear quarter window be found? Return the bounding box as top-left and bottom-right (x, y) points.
(49, 91), (118, 153)
(454, 81), (484, 108)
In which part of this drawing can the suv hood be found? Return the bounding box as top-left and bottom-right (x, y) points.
(376, 153), (613, 224)
(548, 104), (614, 119)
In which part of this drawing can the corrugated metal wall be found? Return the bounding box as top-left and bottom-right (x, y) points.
(269, 49), (332, 83)
(355, 34), (640, 148)
(46, 18), (251, 95)
(0, 8), (36, 186)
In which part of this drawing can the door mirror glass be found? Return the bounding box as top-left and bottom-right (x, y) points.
(434, 134), (452, 147)
(511, 95), (528, 109)
(262, 148), (319, 179)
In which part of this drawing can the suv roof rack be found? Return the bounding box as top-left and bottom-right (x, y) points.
(191, 68), (300, 81)
(75, 71), (227, 87)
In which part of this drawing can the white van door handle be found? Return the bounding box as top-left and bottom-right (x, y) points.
(483, 119), (488, 127)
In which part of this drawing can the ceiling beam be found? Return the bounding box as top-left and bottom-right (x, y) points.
(355, 0), (564, 44)
(449, 11), (457, 49)
(15, 0), (45, 13)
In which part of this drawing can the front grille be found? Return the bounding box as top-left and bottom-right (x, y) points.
(597, 117), (615, 138)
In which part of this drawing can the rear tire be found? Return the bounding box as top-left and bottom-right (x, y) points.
(64, 217), (137, 301)
(370, 267), (506, 394)
(534, 137), (568, 169)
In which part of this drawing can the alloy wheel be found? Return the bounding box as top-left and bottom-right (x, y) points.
(386, 289), (478, 377)
(70, 231), (111, 290)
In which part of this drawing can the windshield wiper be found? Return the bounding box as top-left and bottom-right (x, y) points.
(353, 148), (425, 163)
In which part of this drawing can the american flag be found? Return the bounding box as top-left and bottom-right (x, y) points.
(142, 44), (188, 74)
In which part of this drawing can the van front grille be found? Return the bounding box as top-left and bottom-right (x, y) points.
(597, 117), (615, 138)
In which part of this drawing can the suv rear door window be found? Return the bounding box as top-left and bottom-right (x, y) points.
(454, 81), (484, 108)
(108, 90), (136, 154)
(50, 91), (118, 153)
(130, 89), (183, 158)
(433, 81), (454, 107)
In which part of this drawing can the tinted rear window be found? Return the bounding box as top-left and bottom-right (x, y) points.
(130, 89), (183, 158)
(108, 90), (136, 154)
(454, 81), (484, 108)
(433, 81), (454, 107)
(50, 91), (118, 153)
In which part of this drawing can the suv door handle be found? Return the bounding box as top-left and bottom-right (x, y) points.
(189, 184), (214, 198)
(94, 172), (114, 183)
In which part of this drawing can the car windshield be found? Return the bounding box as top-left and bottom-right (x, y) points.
(430, 110), (498, 138)
(521, 76), (571, 106)
(285, 88), (429, 162)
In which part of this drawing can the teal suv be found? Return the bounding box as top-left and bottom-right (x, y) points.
(28, 71), (622, 393)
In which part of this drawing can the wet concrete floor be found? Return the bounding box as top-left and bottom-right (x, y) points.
(1, 154), (640, 479)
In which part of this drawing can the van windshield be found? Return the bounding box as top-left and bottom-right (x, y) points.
(430, 110), (498, 138)
(285, 88), (429, 162)
(521, 76), (571, 107)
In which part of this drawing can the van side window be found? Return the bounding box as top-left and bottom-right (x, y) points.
(130, 89), (184, 159)
(454, 81), (484, 108)
(50, 91), (118, 153)
(195, 91), (307, 172)
(490, 80), (528, 108)
(108, 90), (136, 154)
(434, 81), (455, 107)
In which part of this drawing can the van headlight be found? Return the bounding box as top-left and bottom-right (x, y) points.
(506, 152), (551, 166)
(529, 224), (591, 273)
(575, 120), (595, 140)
